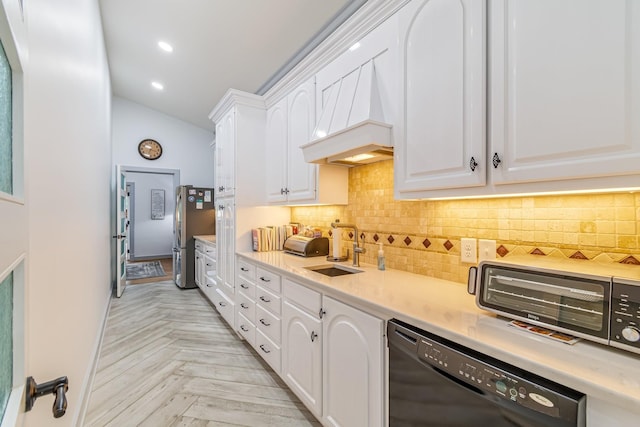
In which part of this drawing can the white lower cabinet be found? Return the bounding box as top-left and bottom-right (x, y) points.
(282, 279), (323, 418)
(322, 296), (384, 427)
(213, 287), (234, 328)
(234, 256), (384, 426)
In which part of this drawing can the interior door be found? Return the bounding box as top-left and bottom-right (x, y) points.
(114, 165), (128, 297)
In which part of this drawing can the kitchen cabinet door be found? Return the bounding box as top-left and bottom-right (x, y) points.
(214, 108), (235, 197)
(395, 0), (486, 196)
(286, 77), (317, 202)
(215, 197), (235, 310)
(282, 300), (322, 418)
(265, 97), (288, 203)
(194, 250), (204, 288)
(322, 296), (383, 427)
(490, 0), (640, 185)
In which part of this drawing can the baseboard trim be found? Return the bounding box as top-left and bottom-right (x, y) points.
(72, 286), (113, 427)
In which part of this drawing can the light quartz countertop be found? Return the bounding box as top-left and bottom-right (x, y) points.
(238, 250), (640, 414)
(194, 235), (216, 244)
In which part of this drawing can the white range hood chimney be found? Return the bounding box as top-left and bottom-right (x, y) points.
(301, 60), (392, 166)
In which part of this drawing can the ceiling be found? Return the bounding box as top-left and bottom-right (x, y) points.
(99, 0), (365, 131)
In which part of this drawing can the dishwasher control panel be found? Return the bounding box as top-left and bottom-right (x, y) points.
(417, 338), (562, 417)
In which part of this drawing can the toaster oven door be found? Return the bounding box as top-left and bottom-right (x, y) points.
(477, 264), (610, 341)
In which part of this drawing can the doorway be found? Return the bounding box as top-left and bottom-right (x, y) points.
(120, 166), (180, 262)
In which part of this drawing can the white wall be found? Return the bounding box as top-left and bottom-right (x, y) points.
(112, 96), (215, 187)
(127, 171), (176, 258)
(22, 0), (112, 426)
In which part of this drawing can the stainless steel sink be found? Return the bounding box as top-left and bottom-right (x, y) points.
(305, 264), (363, 277)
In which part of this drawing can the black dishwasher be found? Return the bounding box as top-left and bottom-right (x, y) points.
(388, 319), (586, 427)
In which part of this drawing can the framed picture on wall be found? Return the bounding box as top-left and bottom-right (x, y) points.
(151, 189), (165, 220)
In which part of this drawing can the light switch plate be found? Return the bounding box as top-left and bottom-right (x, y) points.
(479, 239), (496, 261)
(461, 238), (477, 263)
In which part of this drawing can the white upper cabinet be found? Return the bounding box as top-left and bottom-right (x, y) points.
(265, 78), (348, 205)
(266, 97), (288, 203)
(287, 78), (318, 202)
(395, 0), (486, 195)
(215, 109), (235, 197)
(490, 0), (640, 186)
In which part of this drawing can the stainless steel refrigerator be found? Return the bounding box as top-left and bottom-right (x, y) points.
(173, 185), (215, 288)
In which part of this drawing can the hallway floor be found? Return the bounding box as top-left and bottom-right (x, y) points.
(84, 280), (320, 426)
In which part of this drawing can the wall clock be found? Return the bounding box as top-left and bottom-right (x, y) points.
(138, 139), (163, 160)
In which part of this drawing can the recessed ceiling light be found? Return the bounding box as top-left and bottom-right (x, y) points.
(151, 81), (164, 91)
(158, 41), (173, 52)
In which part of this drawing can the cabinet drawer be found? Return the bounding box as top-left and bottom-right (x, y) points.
(237, 292), (256, 323)
(204, 243), (216, 256)
(256, 267), (281, 293)
(256, 304), (281, 344)
(284, 278), (321, 315)
(237, 259), (256, 279)
(237, 277), (256, 298)
(256, 329), (281, 374)
(204, 255), (216, 278)
(237, 313), (256, 347)
(214, 288), (235, 329)
(256, 285), (281, 316)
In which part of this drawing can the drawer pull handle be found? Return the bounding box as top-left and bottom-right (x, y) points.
(260, 296), (271, 303)
(240, 267), (249, 272)
(218, 301), (226, 307)
(240, 284), (249, 289)
(469, 156), (478, 172)
(260, 344), (271, 354)
(259, 276), (271, 282)
(492, 152), (502, 168)
(206, 283), (213, 288)
(241, 303), (249, 309)
(206, 263), (212, 267)
(259, 318), (271, 327)
(311, 331), (318, 342)
(240, 325), (249, 332)
(319, 308), (326, 319)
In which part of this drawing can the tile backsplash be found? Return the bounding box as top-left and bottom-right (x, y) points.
(291, 160), (640, 284)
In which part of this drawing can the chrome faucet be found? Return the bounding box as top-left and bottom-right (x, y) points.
(331, 222), (366, 267)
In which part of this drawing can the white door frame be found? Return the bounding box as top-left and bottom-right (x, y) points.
(112, 165), (179, 289)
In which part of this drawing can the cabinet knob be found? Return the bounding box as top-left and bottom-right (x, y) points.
(319, 308), (326, 319)
(492, 153), (502, 168)
(241, 303), (248, 309)
(311, 331), (318, 342)
(469, 157), (478, 172)
(218, 186), (225, 192)
(280, 188), (285, 195)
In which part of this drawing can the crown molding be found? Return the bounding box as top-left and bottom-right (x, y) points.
(208, 88), (266, 123)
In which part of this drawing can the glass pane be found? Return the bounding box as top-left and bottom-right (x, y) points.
(0, 39), (12, 195)
(0, 273), (13, 420)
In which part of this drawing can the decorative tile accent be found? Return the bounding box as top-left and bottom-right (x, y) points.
(497, 245), (509, 257)
(422, 238), (431, 249)
(530, 248), (546, 256)
(443, 240), (453, 251)
(404, 236), (412, 246)
(620, 255), (640, 265)
(388, 235), (395, 244)
(373, 234), (379, 242)
(569, 251), (589, 260)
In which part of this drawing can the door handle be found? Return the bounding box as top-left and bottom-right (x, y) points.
(112, 234), (127, 239)
(25, 376), (69, 418)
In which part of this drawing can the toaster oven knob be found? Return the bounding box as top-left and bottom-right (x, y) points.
(621, 326), (640, 343)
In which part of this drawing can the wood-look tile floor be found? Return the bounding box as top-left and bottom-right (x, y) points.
(84, 280), (321, 426)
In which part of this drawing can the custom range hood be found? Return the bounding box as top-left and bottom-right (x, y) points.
(301, 60), (392, 166)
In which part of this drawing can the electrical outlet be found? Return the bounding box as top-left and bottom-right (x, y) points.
(479, 239), (496, 261)
(460, 238), (477, 263)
